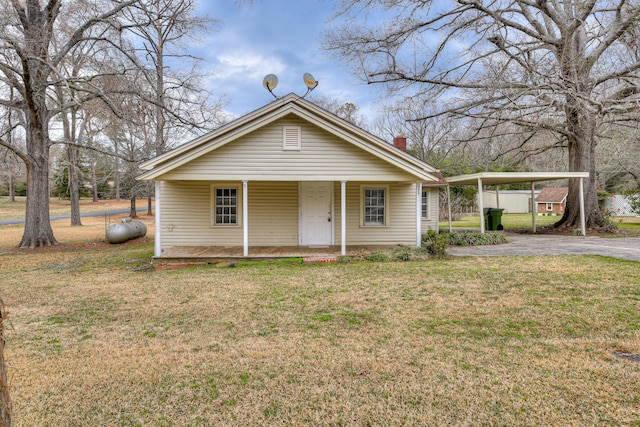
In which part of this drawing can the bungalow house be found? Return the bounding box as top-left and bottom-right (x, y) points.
(138, 94), (447, 260)
(535, 187), (568, 215)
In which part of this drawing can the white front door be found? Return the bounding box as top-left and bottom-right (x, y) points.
(300, 182), (333, 246)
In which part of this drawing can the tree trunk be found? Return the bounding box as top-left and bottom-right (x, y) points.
(130, 196), (137, 218)
(20, 159), (58, 248)
(114, 145), (121, 201)
(19, 123), (57, 248)
(147, 196), (153, 216)
(67, 146), (82, 226)
(560, 127), (601, 229)
(8, 178), (14, 203)
(0, 299), (11, 427)
(91, 160), (98, 203)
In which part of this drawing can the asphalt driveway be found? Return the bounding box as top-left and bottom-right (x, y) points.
(448, 232), (640, 261)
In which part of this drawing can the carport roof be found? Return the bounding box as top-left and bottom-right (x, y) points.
(446, 172), (589, 186)
(442, 171), (590, 236)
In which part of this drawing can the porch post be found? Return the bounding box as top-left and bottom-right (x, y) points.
(531, 182), (536, 234)
(478, 178), (485, 234)
(579, 177), (586, 236)
(416, 182), (422, 248)
(341, 180), (346, 256)
(243, 181), (248, 256)
(154, 181), (161, 257)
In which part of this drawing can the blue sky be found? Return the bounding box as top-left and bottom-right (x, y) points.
(193, 0), (381, 119)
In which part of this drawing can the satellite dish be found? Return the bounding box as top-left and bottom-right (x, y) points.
(263, 74), (279, 98)
(263, 74), (278, 90)
(302, 72), (318, 98)
(303, 72), (318, 89)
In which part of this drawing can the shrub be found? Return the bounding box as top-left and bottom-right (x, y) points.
(364, 250), (391, 262)
(448, 230), (508, 246)
(422, 230), (448, 257)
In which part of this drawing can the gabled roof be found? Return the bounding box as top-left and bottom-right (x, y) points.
(138, 93), (443, 182)
(535, 187), (569, 203)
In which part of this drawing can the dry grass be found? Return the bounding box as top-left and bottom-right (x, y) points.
(0, 224), (639, 426)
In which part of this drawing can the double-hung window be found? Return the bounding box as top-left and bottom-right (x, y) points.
(363, 187), (387, 226)
(421, 190), (429, 219)
(214, 187), (238, 225)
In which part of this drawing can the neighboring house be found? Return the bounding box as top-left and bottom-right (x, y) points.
(480, 190), (540, 213)
(138, 94), (447, 259)
(535, 187), (568, 215)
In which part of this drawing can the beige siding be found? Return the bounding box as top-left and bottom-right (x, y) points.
(334, 182), (418, 246)
(159, 115), (417, 182)
(159, 181), (299, 253)
(247, 182), (298, 245)
(159, 181), (242, 252)
(421, 187), (440, 233)
(159, 180), (423, 252)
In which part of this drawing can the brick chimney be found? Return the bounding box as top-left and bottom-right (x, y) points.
(393, 135), (407, 151)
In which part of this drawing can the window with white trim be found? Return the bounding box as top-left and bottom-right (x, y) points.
(421, 190), (429, 219)
(546, 202), (553, 211)
(363, 187), (387, 226)
(282, 126), (301, 150)
(214, 187), (238, 225)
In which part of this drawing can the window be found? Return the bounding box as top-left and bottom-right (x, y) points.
(282, 126), (301, 150)
(214, 187), (238, 225)
(546, 202), (553, 211)
(363, 187), (386, 226)
(421, 190), (429, 218)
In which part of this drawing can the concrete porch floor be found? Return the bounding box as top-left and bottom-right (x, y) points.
(156, 245), (399, 264)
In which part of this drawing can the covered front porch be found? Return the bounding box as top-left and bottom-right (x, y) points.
(153, 180), (426, 259)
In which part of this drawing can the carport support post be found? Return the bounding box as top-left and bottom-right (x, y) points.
(478, 178), (485, 234)
(531, 182), (536, 234)
(243, 181), (248, 256)
(341, 181), (346, 256)
(579, 177), (586, 236)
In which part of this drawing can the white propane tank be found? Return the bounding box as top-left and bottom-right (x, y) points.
(106, 218), (147, 244)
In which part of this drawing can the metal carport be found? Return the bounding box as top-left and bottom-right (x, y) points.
(444, 172), (590, 235)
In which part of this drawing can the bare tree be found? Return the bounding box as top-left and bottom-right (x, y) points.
(326, 0), (640, 229)
(0, 89), (25, 202)
(118, 0), (224, 215)
(122, 0), (221, 155)
(309, 96), (368, 128)
(0, 0), (138, 248)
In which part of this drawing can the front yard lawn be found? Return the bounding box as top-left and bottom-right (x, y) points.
(1, 239), (639, 426)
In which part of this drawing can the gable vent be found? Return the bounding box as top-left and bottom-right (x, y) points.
(283, 126), (301, 151)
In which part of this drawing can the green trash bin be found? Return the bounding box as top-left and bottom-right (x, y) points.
(485, 208), (504, 231)
(483, 208), (492, 230)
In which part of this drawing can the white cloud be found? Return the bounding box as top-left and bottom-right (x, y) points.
(215, 52), (285, 81)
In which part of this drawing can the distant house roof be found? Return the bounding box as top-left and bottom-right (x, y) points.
(536, 187), (568, 203)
